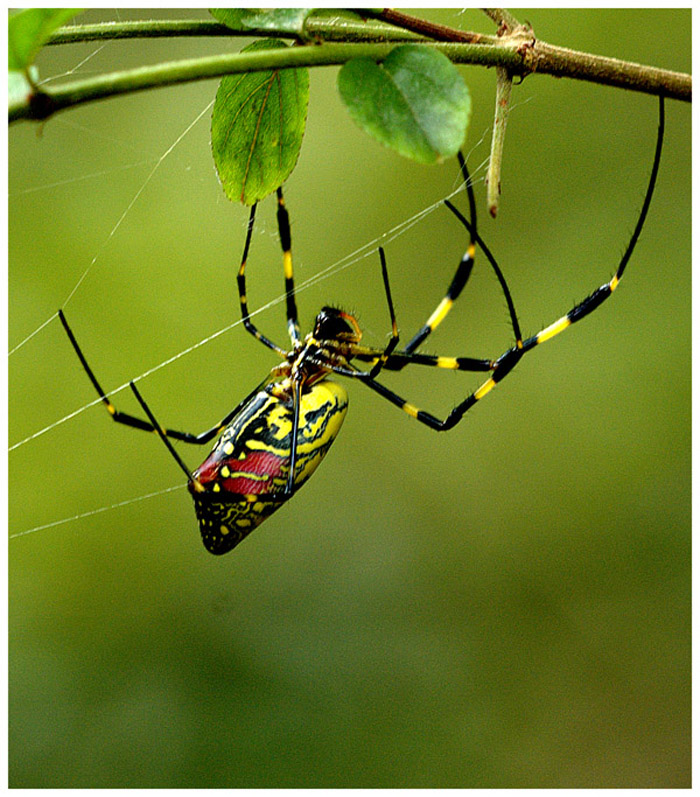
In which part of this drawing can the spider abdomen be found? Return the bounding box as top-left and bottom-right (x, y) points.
(188, 379), (348, 554)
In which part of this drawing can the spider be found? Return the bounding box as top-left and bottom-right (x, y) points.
(59, 96), (664, 555)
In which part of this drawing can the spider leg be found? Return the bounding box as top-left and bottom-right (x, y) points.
(276, 187), (301, 345)
(365, 247), (401, 379)
(335, 350), (520, 430)
(398, 154), (522, 362)
(59, 309), (266, 445)
(515, 95), (664, 352)
(443, 200), (522, 346)
(285, 377), (303, 495)
(237, 203), (287, 355)
(400, 152), (481, 356)
(129, 380), (201, 488)
(237, 188), (300, 350)
(352, 347), (494, 372)
(356, 243), (497, 379)
(337, 95), (664, 432)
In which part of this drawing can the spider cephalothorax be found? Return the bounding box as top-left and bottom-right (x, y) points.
(313, 306), (362, 344)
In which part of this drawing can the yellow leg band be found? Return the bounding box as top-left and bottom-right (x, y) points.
(536, 316), (571, 344)
(474, 378), (496, 401)
(427, 297), (453, 330)
(402, 402), (419, 418)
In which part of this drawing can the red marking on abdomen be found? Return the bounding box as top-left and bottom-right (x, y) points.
(195, 450), (287, 495)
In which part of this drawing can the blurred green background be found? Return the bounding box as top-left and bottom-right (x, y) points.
(9, 9), (690, 788)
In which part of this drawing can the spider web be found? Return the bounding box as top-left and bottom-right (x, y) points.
(8, 18), (497, 542)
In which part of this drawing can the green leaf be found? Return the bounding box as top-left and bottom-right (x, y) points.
(211, 40), (309, 205)
(210, 8), (313, 36)
(8, 8), (82, 71)
(338, 45), (471, 164)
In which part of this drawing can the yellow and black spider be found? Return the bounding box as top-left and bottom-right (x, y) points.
(58, 96), (664, 556)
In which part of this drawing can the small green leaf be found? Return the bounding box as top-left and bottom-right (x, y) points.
(211, 39), (309, 205)
(210, 8), (313, 36)
(9, 8), (82, 71)
(338, 45), (471, 164)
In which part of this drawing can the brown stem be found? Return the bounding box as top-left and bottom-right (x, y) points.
(529, 40), (690, 99)
(374, 8), (493, 44)
(369, 9), (690, 101)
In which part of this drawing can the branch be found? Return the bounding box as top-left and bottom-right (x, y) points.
(368, 9), (498, 44)
(48, 19), (245, 43)
(374, 8), (690, 100)
(8, 42), (521, 123)
(531, 39), (689, 99)
(10, 24), (690, 123)
(480, 9), (521, 218)
(46, 16), (428, 45)
(486, 67), (512, 218)
(482, 8), (522, 34)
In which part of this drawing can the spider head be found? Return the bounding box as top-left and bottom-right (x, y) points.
(313, 306), (362, 344)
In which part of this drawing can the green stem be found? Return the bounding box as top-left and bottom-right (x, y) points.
(47, 16), (426, 45)
(10, 32), (691, 124)
(9, 41), (521, 123)
(48, 19), (239, 43)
